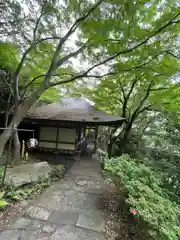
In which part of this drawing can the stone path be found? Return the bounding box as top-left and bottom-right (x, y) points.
(0, 156), (106, 240)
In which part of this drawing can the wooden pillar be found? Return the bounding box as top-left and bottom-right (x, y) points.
(78, 127), (81, 141)
(108, 126), (114, 158)
(56, 127), (59, 149)
(94, 126), (98, 153)
(83, 127), (86, 137)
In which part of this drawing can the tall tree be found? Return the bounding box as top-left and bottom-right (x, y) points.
(72, 51), (180, 150)
(0, 0), (179, 159)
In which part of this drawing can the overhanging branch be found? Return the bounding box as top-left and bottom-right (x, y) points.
(164, 50), (180, 59)
(37, 36), (62, 43)
(130, 80), (154, 124)
(55, 0), (102, 55)
(14, 46), (34, 101)
(137, 104), (154, 115)
(43, 0), (103, 84)
(122, 76), (139, 118)
(14, 3), (46, 102)
(33, 13), (43, 40)
(56, 40), (88, 67)
(48, 71), (111, 87)
(117, 50), (180, 73)
(90, 12), (180, 69)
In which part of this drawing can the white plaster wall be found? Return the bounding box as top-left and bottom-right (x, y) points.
(40, 127), (57, 141)
(57, 143), (75, 150)
(39, 141), (56, 148)
(39, 127), (76, 150)
(58, 128), (76, 143)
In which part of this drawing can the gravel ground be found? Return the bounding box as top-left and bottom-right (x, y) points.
(0, 203), (24, 232)
(102, 182), (142, 240)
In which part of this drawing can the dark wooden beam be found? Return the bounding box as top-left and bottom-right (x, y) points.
(24, 118), (125, 128)
(39, 140), (76, 144)
(56, 127), (59, 149)
(94, 126), (99, 153)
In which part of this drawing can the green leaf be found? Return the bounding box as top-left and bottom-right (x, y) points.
(0, 199), (8, 208)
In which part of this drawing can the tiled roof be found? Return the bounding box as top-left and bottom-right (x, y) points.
(26, 99), (124, 125)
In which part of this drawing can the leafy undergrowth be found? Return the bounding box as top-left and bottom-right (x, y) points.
(0, 167), (8, 209)
(104, 154), (180, 240)
(0, 164), (65, 209)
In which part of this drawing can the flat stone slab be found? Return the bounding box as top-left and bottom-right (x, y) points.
(35, 189), (101, 211)
(5, 162), (51, 187)
(11, 217), (41, 230)
(68, 161), (103, 180)
(52, 175), (104, 195)
(76, 210), (105, 232)
(85, 180), (104, 194)
(25, 206), (51, 221)
(51, 225), (105, 240)
(42, 224), (56, 234)
(0, 230), (21, 240)
(49, 211), (78, 225)
(76, 180), (88, 186)
(0, 229), (50, 240)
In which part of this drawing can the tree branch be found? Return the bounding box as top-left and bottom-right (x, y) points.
(23, 75), (46, 91)
(143, 67), (168, 76)
(3, 76), (14, 97)
(49, 68), (114, 87)
(49, 74), (86, 87)
(139, 80), (154, 109)
(72, 48), (172, 79)
(56, 40), (88, 67)
(122, 76), (139, 118)
(29, 10), (180, 95)
(14, 3), (46, 102)
(43, 0), (103, 85)
(172, 20), (180, 24)
(14, 46), (34, 101)
(150, 87), (170, 91)
(37, 36), (62, 43)
(0, 97), (5, 104)
(150, 82), (180, 92)
(56, 0), (102, 57)
(127, 76), (139, 100)
(120, 50), (179, 73)
(137, 104), (153, 115)
(33, 3), (45, 40)
(117, 79), (126, 100)
(116, 79), (127, 118)
(164, 50), (180, 59)
(89, 12), (180, 69)
(130, 80), (153, 124)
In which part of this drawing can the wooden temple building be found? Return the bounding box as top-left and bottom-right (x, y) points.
(20, 99), (124, 155)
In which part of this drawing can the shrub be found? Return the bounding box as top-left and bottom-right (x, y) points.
(51, 164), (65, 179)
(0, 167), (4, 180)
(104, 154), (180, 240)
(0, 192), (8, 209)
(0, 154), (7, 166)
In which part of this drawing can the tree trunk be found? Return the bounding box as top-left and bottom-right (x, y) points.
(118, 122), (133, 153)
(12, 101), (21, 163)
(0, 84), (47, 159)
(4, 94), (12, 128)
(4, 109), (9, 128)
(12, 130), (21, 163)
